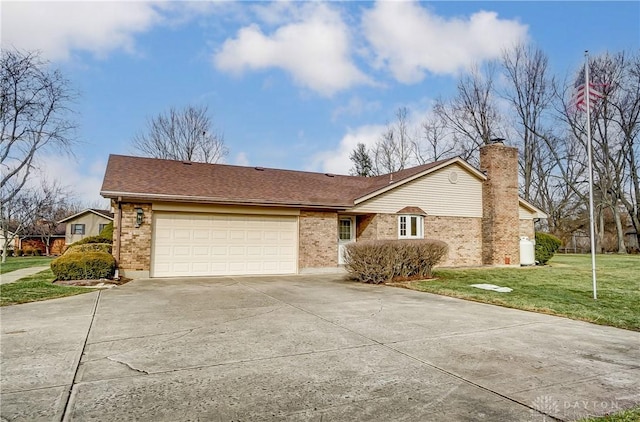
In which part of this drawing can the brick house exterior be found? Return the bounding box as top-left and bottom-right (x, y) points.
(101, 142), (547, 278)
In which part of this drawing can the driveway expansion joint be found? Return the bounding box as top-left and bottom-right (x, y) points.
(60, 290), (101, 422)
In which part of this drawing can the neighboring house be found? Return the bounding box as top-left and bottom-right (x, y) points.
(18, 223), (67, 255)
(58, 209), (114, 245)
(100, 142), (547, 279)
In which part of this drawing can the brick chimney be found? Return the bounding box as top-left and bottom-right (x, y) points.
(480, 141), (520, 265)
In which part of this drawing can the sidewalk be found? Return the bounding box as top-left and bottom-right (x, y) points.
(0, 266), (51, 285)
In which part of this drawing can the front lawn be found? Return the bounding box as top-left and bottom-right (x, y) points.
(1, 256), (54, 274)
(403, 254), (640, 331)
(579, 405), (640, 422)
(0, 269), (91, 306)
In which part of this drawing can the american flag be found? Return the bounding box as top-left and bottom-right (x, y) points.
(572, 81), (604, 112)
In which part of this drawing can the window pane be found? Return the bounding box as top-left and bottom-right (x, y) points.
(411, 216), (417, 236)
(399, 216), (406, 236)
(339, 219), (351, 240)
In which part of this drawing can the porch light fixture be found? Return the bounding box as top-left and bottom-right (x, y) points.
(135, 207), (144, 228)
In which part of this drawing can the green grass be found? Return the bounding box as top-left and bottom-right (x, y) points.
(579, 405), (640, 421)
(405, 254), (640, 331)
(0, 269), (91, 306)
(1, 256), (54, 274)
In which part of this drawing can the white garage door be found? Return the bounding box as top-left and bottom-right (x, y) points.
(152, 212), (298, 277)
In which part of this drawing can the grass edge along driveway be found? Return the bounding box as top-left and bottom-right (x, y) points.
(402, 254), (639, 331)
(0, 269), (91, 306)
(1, 256), (53, 274)
(579, 405), (640, 422)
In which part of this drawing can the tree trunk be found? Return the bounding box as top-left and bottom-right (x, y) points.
(612, 205), (627, 253)
(597, 210), (605, 253)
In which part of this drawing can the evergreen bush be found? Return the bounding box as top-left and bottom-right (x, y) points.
(51, 251), (116, 280)
(535, 232), (562, 265)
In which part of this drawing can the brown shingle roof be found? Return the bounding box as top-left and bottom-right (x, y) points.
(100, 155), (452, 208)
(90, 209), (114, 219)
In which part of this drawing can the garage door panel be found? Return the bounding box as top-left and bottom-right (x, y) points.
(152, 213), (297, 277)
(212, 246), (226, 255)
(192, 246), (209, 256)
(193, 231), (210, 240)
(212, 231), (228, 240)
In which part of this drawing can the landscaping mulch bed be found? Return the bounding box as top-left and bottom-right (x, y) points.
(53, 278), (131, 288)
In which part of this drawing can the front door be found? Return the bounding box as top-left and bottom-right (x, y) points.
(338, 216), (355, 265)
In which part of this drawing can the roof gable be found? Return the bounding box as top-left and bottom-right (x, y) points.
(518, 198), (548, 219)
(58, 209), (114, 224)
(354, 157), (486, 205)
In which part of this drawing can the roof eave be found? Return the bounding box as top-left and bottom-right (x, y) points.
(518, 198), (548, 219)
(57, 208), (114, 224)
(100, 191), (352, 210)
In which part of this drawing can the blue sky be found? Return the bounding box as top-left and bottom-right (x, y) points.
(2, 1), (639, 205)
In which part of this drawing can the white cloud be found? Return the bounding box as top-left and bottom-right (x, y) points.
(362, 1), (529, 83)
(1, 2), (167, 61)
(234, 152), (250, 166)
(331, 96), (382, 122)
(31, 155), (108, 207)
(308, 124), (385, 174)
(214, 3), (371, 96)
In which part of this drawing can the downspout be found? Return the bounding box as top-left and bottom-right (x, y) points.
(114, 197), (123, 279)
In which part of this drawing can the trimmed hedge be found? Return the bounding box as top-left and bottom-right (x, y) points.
(344, 239), (448, 284)
(51, 251), (116, 281)
(99, 222), (113, 240)
(65, 234), (113, 252)
(72, 234), (112, 245)
(66, 243), (112, 255)
(535, 232), (562, 265)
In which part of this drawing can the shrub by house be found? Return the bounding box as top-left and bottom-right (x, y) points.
(345, 239), (448, 284)
(51, 251), (116, 280)
(535, 232), (562, 265)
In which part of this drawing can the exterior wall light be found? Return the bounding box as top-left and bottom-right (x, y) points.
(135, 207), (144, 228)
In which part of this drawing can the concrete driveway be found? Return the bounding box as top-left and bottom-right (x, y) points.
(1, 275), (639, 421)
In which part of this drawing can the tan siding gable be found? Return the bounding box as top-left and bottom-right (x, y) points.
(519, 204), (536, 219)
(350, 164), (483, 217)
(65, 213), (112, 244)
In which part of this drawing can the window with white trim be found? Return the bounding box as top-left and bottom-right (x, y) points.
(398, 215), (423, 239)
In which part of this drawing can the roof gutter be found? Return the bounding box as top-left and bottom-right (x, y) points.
(100, 191), (352, 210)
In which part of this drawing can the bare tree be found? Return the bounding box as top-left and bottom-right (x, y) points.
(28, 180), (78, 255)
(1, 49), (76, 262)
(413, 113), (458, 164)
(607, 52), (640, 251)
(434, 63), (504, 162)
(501, 44), (555, 203)
(132, 105), (228, 163)
(349, 143), (374, 176)
(555, 52), (640, 253)
(372, 107), (414, 174)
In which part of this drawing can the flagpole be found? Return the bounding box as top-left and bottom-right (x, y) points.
(584, 50), (598, 300)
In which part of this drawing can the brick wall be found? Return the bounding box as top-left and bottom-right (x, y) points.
(116, 203), (152, 271)
(299, 211), (337, 269)
(480, 143), (520, 265)
(356, 213), (396, 241)
(519, 219), (535, 240)
(425, 216), (483, 266)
